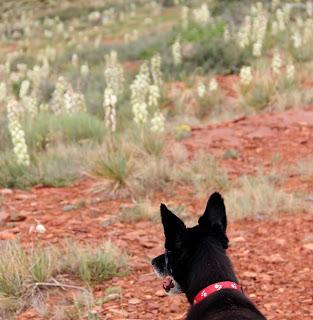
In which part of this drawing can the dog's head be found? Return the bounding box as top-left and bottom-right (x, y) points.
(151, 192), (229, 295)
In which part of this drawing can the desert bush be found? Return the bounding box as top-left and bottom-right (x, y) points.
(174, 152), (230, 194)
(0, 240), (128, 315)
(0, 145), (87, 188)
(130, 157), (174, 195)
(62, 241), (129, 284)
(120, 200), (155, 222)
(23, 113), (104, 153)
(92, 141), (135, 188)
(34, 144), (87, 187)
(244, 82), (272, 110)
(225, 175), (303, 220)
(0, 152), (33, 189)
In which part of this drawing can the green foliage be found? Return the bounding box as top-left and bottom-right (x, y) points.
(23, 113), (104, 153)
(120, 200), (154, 222)
(181, 22), (225, 43)
(225, 175), (303, 219)
(186, 39), (251, 74)
(244, 82), (272, 110)
(0, 146), (86, 189)
(63, 242), (129, 284)
(0, 240), (128, 315)
(34, 145), (86, 187)
(0, 153), (32, 189)
(93, 142), (134, 187)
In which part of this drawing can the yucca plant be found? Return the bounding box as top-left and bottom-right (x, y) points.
(92, 141), (134, 188)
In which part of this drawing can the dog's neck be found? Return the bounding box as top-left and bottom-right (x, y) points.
(185, 243), (238, 304)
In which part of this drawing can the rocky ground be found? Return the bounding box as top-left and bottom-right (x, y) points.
(1, 107), (313, 320)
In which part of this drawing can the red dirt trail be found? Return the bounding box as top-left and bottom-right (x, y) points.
(1, 107), (313, 320)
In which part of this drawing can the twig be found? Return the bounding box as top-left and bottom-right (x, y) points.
(32, 281), (88, 292)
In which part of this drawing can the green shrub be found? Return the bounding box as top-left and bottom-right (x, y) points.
(0, 146), (87, 189)
(0, 153), (33, 189)
(63, 241), (129, 284)
(225, 175), (303, 219)
(24, 113), (105, 153)
(120, 200), (155, 222)
(92, 142), (134, 187)
(34, 145), (87, 187)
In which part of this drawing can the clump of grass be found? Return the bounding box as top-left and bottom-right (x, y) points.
(120, 200), (155, 222)
(0, 241), (128, 317)
(139, 130), (166, 157)
(225, 175), (303, 220)
(34, 144), (87, 187)
(24, 113), (105, 153)
(223, 148), (238, 160)
(130, 157), (174, 196)
(174, 152), (229, 195)
(63, 241), (129, 284)
(0, 152), (33, 189)
(0, 145), (87, 189)
(29, 247), (59, 283)
(243, 81), (273, 111)
(92, 141), (134, 188)
(288, 159), (313, 182)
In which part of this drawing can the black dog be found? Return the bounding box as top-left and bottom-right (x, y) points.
(151, 192), (266, 319)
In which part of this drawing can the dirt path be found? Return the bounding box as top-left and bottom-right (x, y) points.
(1, 107), (313, 320)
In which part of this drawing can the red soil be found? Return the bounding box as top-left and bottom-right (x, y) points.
(1, 107), (313, 320)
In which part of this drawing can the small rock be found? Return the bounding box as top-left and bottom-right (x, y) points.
(0, 211), (9, 225)
(128, 298), (141, 305)
(264, 254), (285, 263)
(242, 271), (257, 278)
(0, 189), (13, 195)
(0, 232), (16, 240)
(155, 290), (166, 297)
(303, 243), (313, 251)
(63, 204), (77, 212)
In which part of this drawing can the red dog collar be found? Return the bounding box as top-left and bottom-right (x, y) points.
(194, 281), (242, 304)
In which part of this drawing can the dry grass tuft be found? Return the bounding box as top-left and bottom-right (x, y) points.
(225, 175), (303, 220)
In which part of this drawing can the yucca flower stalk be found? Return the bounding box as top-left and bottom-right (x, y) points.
(307, 2), (313, 16)
(104, 51), (124, 95)
(238, 15), (252, 48)
(276, 9), (286, 31)
(197, 82), (206, 98)
(148, 85), (160, 108)
(209, 78), (218, 92)
(7, 99), (30, 166)
(240, 66), (253, 87)
(74, 92), (87, 113)
(224, 26), (230, 42)
(181, 6), (189, 29)
(19, 79), (30, 99)
(131, 62), (151, 125)
(286, 63), (295, 81)
(64, 88), (75, 114)
(150, 112), (165, 133)
(51, 76), (71, 114)
(80, 64), (89, 77)
(22, 96), (38, 118)
(150, 54), (163, 88)
(133, 102), (148, 125)
(272, 51), (282, 75)
(292, 31), (302, 49)
(172, 39), (182, 66)
(72, 53), (79, 66)
(103, 87), (117, 133)
(193, 4), (210, 26)
(0, 82), (7, 102)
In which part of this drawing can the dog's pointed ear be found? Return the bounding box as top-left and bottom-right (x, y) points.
(198, 192), (228, 248)
(160, 203), (186, 250)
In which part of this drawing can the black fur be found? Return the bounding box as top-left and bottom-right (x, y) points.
(151, 192), (266, 320)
